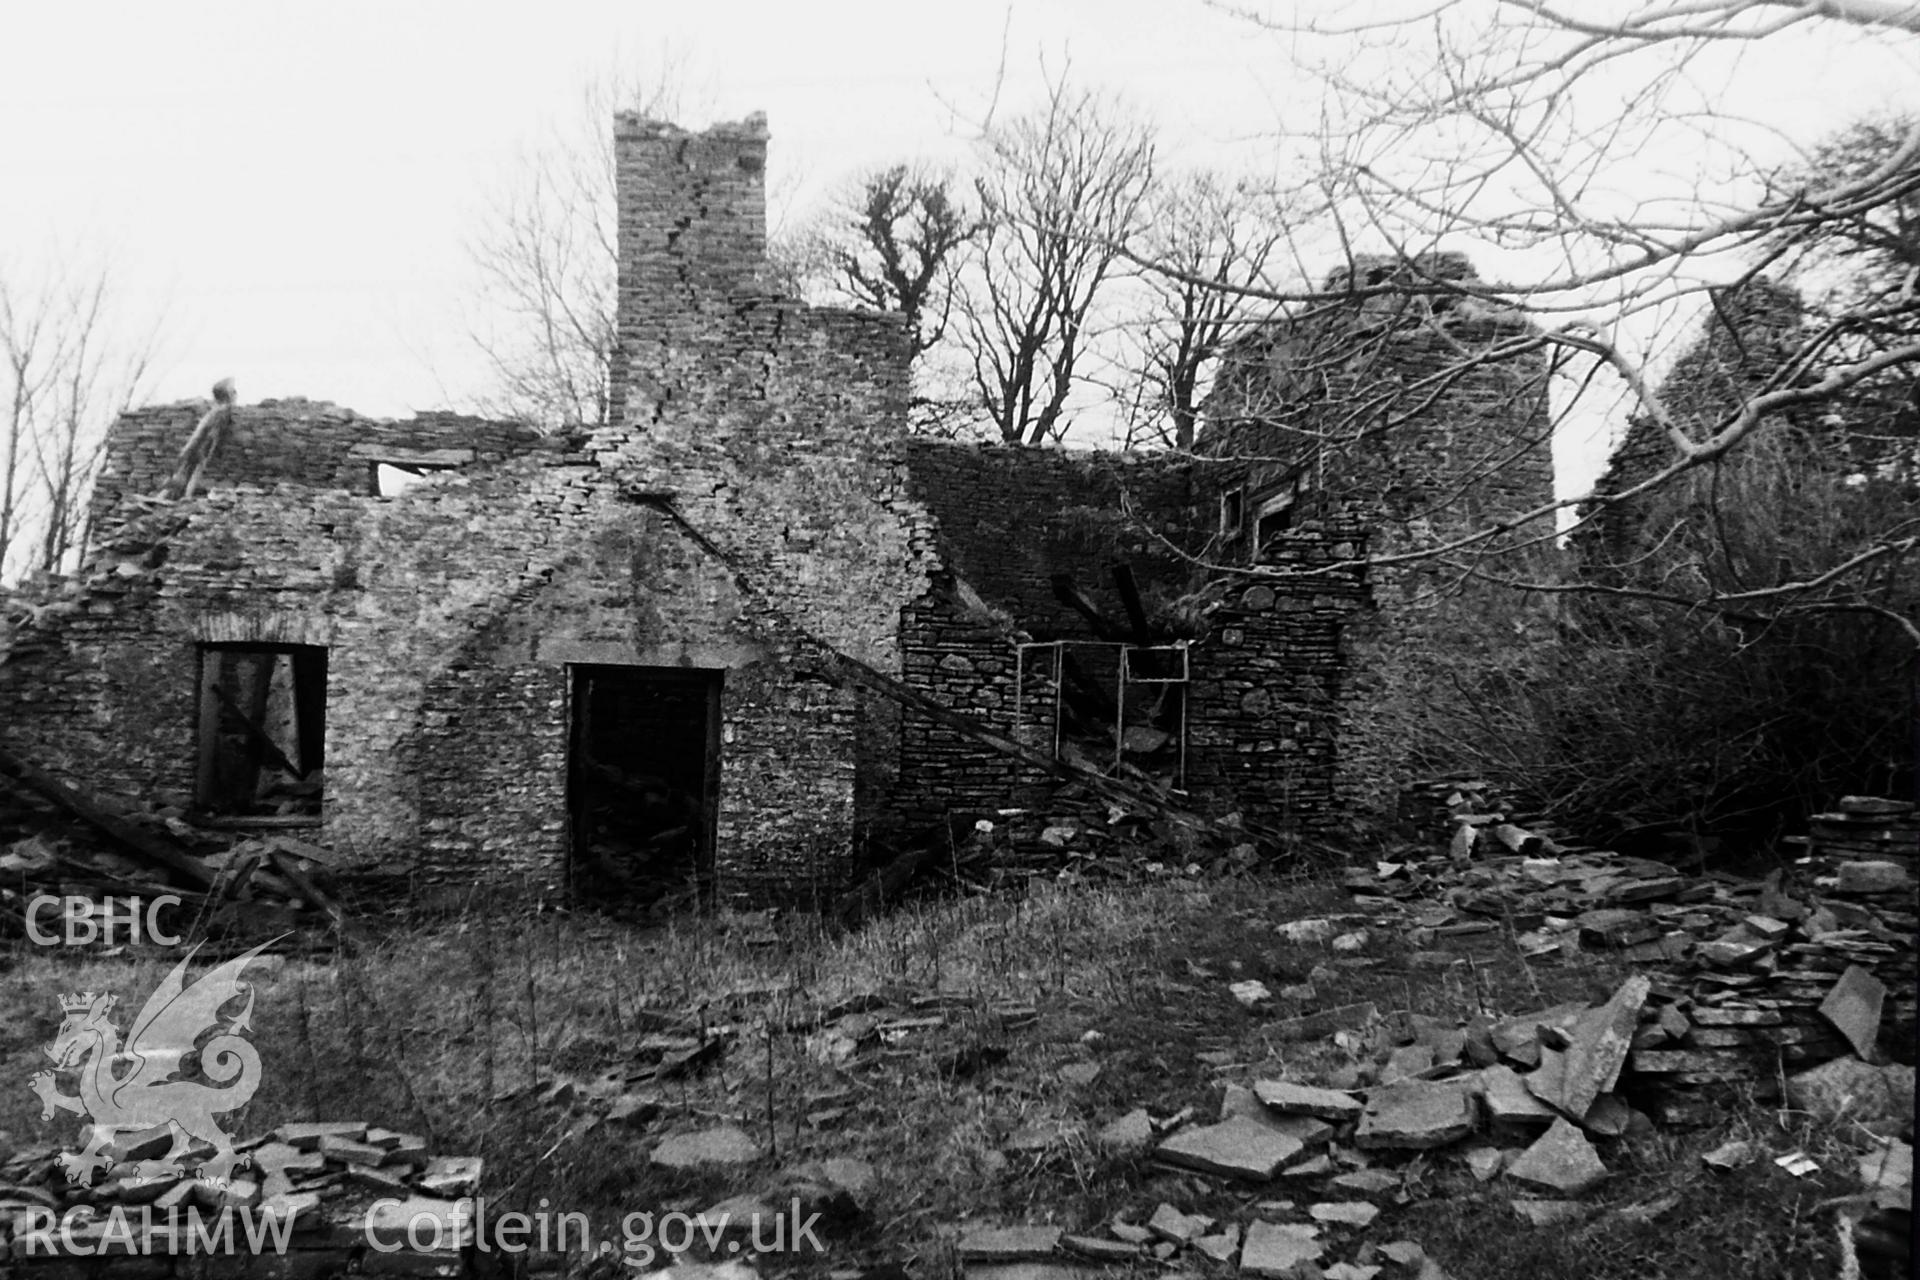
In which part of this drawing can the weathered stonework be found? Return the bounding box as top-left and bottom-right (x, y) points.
(0, 124), (1564, 911)
(1198, 253), (1559, 829)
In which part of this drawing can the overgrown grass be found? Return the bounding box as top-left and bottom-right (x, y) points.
(0, 871), (1879, 1278)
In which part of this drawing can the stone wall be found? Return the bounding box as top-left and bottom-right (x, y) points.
(89, 401), (544, 532)
(1, 120), (1581, 911)
(1198, 253), (1559, 831)
(1185, 527), (1372, 833)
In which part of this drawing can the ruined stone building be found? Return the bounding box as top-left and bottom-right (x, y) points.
(0, 116), (1555, 910)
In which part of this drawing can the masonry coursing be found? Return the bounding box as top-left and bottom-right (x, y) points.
(0, 118), (1558, 908)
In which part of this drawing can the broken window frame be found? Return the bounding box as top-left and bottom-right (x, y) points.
(1219, 487), (1245, 542)
(1013, 639), (1190, 786)
(1252, 473), (1305, 556)
(194, 642), (328, 822)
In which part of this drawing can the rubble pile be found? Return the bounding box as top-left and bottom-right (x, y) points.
(0, 1122), (481, 1278)
(954, 968), (1912, 1280)
(0, 823), (352, 948)
(1395, 777), (1524, 849)
(1337, 799), (1916, 1124)
(1788, 795), (1918, 876)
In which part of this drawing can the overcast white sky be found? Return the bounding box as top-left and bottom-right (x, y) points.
(1, 1), (1915, 498)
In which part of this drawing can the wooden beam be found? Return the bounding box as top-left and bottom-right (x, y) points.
(1050, 573), (1126, 641)
(0, 742), (218, 889)
(210, 681), (306, 780)
(1110, 562), (1153, 645)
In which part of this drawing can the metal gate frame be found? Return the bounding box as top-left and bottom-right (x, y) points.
(1013, 639), (1190, 785)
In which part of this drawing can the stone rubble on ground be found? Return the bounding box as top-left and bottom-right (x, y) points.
(936, 793), (1914, 1280)
(1334, 792), (1915, 1127)
(0, 1120), (482, 1278)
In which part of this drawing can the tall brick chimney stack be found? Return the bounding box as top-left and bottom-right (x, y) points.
(609, 112), (773, 426)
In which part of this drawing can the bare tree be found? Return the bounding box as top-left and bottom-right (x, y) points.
(464, 71), (684, 431)
(955, 81), (1157, 445)
(1120, 1), (1920, 629)
(800, 164), (980, 356)
(1119, 171), (1289, 450)
(1, 258), (160, 582)
(1762, 112), (1920, 465)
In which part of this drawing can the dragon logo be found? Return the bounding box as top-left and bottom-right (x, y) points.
(28, 940), (275, 1187)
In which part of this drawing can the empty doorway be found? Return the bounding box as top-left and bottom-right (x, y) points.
(568, 665), (721, 909)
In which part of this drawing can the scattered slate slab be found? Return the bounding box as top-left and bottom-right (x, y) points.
(651, 1127), (761, 1170)
(1701, 1140), (1753, 1171)
(1535, 976), (1648, 1119)
(1274, 1003), (1379, 1042)
(1775, 1152), (1820, 1177)
(1857, 1141), (1912, 1191)
(1491, 1003), (1584, 1067)
(1283, 1154), (1335, 1178)
(1786, 1058), (1916, 1126)
(1505, 1119), (1608, 1196)
(1355, 1082), (1478, 1151)
(1057, 1061), (1102, 1087)
(1818, 965), (1887, 1060)
(1148, 1204), (1215, 1244)
(1465, 1147), (1506, 1182)
(1226, 1087), (1336, 1148)
(274, 1122), (370, 1151)
(1380, 1044), (1436, 1084)
(1478, 1064), (1557, 1127)
(1379, 1241), (1426, 1265)
(1309, 1202), (1380, 1228)
(418, 1155), (482, 1196)
(1580, 1094), (1631, 1138)
(1254, 1081), (1364, 1122)
(1239, 1222), (1324, 1277)
(1195, 1225), (1242, 1263)
(251, 1143), (324, 1176)
(1061, 1235), (1140, 1263)
(1110, 1218), (1153, 1245)
(1407, 1016), (1467, 1066)
(1157, 1118), (1305, 1181)
(1263, 1114), (1336, 1149)
(1324, 1264), (1384, 1280)
(1330, 1169), (1398, 1194)
(1699, 937), (1773, 967)
(1576, 909), (1661, 949)
(1097, 1108), (1155, 1154)
(957, 1225), (1064, 1262)
(1278, 918), (1337, 944)
(1232, 981), (1276, 1011)
(1511, 1199), (1589, 1227)
(1834, 861), (1911, 894)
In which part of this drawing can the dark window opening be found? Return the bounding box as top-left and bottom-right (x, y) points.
(372, 462), (453, 497)
(1257, 501), (1294, 541)
(1254, 479), (1301, 555)
(196, 644), (327, 818)
(568, 666), (721, 912)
